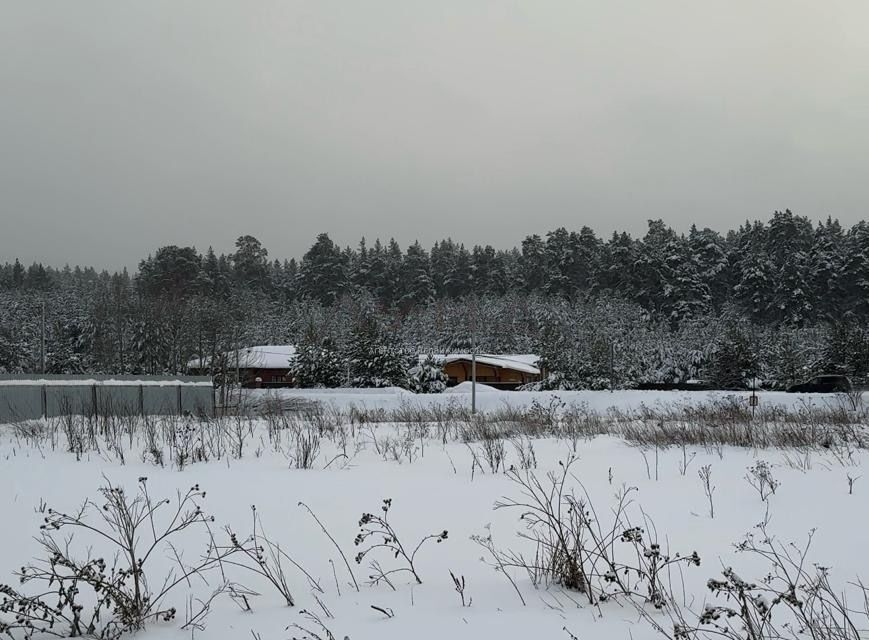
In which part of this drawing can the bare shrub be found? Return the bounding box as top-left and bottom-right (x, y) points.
(450, 571), (471, 607)
(141, 415), (164, 466)
(290, 609), (337, 640)
(510, 436), (537, 470)
(220, 506), (326, 607)
(470, 526), (526, 606)
(291, 423), (321, 469)
(745, 460), (779, 501)
(641, 525), (869, 640)
(489, 458), (700, 607)
(478, 434), (507, 474)
(618, 401), (868, 450)
(841, 387), (865, 413)
(460, 412), (505, 443)
(614, 526), (701, 609)
(168, 419), (207, 470)
(678, 444), (697, 476)
(353, 498), (447, 587)
(181, 584), (226, 636)
(491, 458), (605, 598)
(57, 412), (87, 460)
(560, 403), (607, 450)
(698, 464), (715, 518)
(524, 396), (566, 434)
(302, 404), (340, 436)
(1, 479), (234, 638)
(298, 502), (359, 593)
(380, 430), (419, 465)
(226, 414), (254, 459)
(11, 419), (53, 453)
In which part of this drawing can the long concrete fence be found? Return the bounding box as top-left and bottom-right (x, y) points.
(0, 375), (214, 422)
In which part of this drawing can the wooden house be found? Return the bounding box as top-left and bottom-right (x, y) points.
(434, 354), (541, 390)
(187, 345), (296, 388)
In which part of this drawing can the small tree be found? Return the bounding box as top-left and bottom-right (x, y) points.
(407, 355), (448, 393)
(707, 322), (757, 389)
(346, 316), (411, 388)
(291, 337), (345, 388)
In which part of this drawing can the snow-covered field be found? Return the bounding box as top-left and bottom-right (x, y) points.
(2, 389), (868, 639)
(246, 386), (853, 414)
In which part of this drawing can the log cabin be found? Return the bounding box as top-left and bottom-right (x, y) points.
(434, 354), (541, 390)
(187, 345), (296, 388)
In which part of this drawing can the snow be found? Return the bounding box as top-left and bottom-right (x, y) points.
(259, 386), (412, 396)
(1, 389), (867, 640)
(249, 387), (854, 414)
(444, 380), (501, 393)
(187, 345), (298, 370)
(243, 386), (413, 411)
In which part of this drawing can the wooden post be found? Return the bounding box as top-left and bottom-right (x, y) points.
(750, 384), (758, 419)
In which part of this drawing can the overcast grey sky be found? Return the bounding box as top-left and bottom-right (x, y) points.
(1, 1), (868, 270)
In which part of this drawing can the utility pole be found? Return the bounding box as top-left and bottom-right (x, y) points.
(235, 328), (241, 409)
(40, 301), (46, 374)
(471, 297), (478, 414)
(471, 350), (477, 414)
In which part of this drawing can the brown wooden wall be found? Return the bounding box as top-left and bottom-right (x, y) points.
(443, 360), (539, 387)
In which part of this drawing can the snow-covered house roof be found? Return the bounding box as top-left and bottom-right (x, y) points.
(423, 354), (541, 376)
(188, 345), (297, 371)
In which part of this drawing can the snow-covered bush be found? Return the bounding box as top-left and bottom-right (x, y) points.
(291, 338), (346, 388)
(407, 355), (448, 393)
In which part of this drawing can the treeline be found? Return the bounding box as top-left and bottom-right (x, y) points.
(1, 210), (869, 388)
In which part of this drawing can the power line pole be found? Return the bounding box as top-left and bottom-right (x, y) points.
(471, 350), (477, 414)
(40, 301), (46, 374)
(235, 328), (241, 409)
(471, 298), (478, 414)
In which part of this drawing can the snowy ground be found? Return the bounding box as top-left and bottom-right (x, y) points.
(245, 385), (854, 414)
(2, 389), (868, 639)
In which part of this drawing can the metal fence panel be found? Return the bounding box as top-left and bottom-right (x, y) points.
(182, 386), (213, 416)
(142, 386), (180, 416)
(0, 376), (213, 421)
(46, 385), (95, 417)
(0, 386), (43, 422)
(96, 386), (141, 417)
